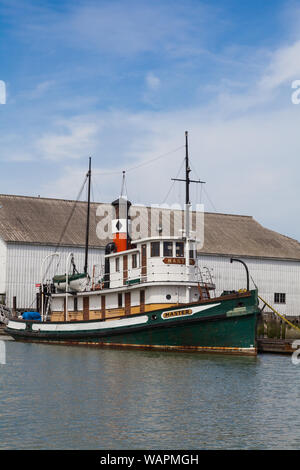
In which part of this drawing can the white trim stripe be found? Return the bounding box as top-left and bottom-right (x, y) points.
(7, 321), (26, 330)
(31, 315), (149, 332)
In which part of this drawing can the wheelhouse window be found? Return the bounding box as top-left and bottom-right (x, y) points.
(274, 293), (286, 304)
(115, 257), (120, 272)
(132, 253), (137, 269)
(163, 241), (173, 257)
(151, 241), (160, 257)
(176, 242), (184, 258)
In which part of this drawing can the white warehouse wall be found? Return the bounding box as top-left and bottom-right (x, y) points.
(5, 243), (105, 309)
(198, 254), (300, 316)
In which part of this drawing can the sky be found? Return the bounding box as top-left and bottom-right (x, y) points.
(1, 0), (300, 240)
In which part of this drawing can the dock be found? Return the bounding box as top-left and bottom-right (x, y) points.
(257, 338), (296, 354)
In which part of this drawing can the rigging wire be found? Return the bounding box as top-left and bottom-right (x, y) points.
(90, 179), (98, 243)
(203, 187), (218, 212)
(93, 145), (185, 176)
(42, 173), (89, 282)
(162, 157), (185, 204)
(189, 159), (217, 212)
(27, 172), (90, 314)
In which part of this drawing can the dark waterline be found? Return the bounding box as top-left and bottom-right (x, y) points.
(0, 341), (300, 450)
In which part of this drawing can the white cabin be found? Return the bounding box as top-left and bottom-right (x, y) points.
(51, 235), (215, 321)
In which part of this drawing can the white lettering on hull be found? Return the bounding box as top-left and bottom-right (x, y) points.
(162, 303), (221, 320)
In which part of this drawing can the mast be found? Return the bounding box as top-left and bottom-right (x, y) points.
(172, 131), (205, 238)
(185, 131), (191, 238)
(84, 157), (91, 275)
(185, 130), (190, 206)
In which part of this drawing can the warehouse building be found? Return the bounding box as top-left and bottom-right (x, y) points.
(0, 195), (105, 310)
(0, 194), (300, 315)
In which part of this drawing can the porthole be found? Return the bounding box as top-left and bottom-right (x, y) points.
(166, 294), (171, 300)
(152, 314), (157, 320)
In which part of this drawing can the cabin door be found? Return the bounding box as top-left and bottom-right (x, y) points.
(125, 292), (131, 315)
(101, 295), (105, 320)
(140, 290), (145, 313)
(83, 296), (90, 321)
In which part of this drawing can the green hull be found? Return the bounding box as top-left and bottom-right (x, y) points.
(5, 290), (259, 355)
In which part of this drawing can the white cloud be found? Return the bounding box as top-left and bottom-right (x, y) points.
(145, 72), (160, 91)
(25, 80), (56, 100)
(35, 118), (99, 160)
(260, 40), (300, 90)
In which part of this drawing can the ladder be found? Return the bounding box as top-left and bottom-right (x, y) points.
(196, 265), (216, 299)
(44, 295), (52, 322)
(197, 283), (210, 300)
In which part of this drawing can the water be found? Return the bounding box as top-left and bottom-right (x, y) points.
(1, 340), (300, 450)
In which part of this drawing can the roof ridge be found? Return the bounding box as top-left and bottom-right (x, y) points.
(0, 194), (252, 217)
(0, 193), (103, 205)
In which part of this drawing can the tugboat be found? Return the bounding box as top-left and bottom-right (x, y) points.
(5, 134), (260, 355)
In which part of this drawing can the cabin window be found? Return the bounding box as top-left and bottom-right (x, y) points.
(176, 242), (184, 257)
(163, 241), (173, 257)
(132, 253), (137, 269)
(115, 257), (120, 272)
(274, 293), (286, 304)
(151, 241), (160, 257)
(118, 293), (123, 308)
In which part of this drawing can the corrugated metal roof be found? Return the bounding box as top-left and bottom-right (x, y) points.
(0, 194), (300, 260)
(0, 194), (105, 247)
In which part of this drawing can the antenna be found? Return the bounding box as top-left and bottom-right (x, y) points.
(120, 170), (126, 197)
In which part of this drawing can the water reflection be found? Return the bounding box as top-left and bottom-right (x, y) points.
(0, 342), (299, 449)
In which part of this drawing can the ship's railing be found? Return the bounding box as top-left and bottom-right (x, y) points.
(90, 260), (216, 290)
(196, 265), (216, 289)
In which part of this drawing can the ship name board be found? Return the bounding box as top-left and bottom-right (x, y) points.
(162, 308), (193, 319)
(163, 258), (195, 265)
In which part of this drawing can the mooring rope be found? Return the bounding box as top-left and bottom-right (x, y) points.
(258, 295), (300, 333)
